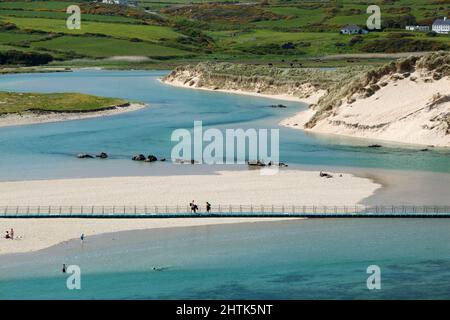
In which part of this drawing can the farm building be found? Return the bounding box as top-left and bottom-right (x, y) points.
(405, 25), (430, 32)
(432, 17), (450, 34)
(340, 25), (368, 35)
(102, 0), (128, 5)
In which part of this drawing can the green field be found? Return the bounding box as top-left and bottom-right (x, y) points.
(3, 17), (182, 42)
(0, 9), (140, 23)
(0, 91), (127, 114)
(0, 0), (449, 68)
(0, 1), (70, 10)
(0, 31), (49, 45)
(30, 35), (191, 58)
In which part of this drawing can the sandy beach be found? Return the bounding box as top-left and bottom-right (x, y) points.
(0, 169), (379, 255)
(0, 169), (379, 206)
(0, 103), (147, 128)
(0, 217), (301, 255)
(160, 78), (325, 105)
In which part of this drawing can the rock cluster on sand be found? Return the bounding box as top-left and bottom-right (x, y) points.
(132, 154), (162, 162)
(77, 152), (108, 159)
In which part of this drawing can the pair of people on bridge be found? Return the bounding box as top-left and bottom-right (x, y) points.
(189, 201), (211, 213)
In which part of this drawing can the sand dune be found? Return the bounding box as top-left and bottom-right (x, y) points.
(282, 71), (450, 147)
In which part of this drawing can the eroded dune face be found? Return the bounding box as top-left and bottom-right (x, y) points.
(162, 63), (329, 104)
(305, 72), (450, 147)
(284, 53), (450, 147)
(165, 54), (450, 147)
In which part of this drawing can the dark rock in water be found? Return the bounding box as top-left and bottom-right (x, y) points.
(270, 104), (287, 108)
(368, 144), (382, 148)
(279, 162), (288, 167)
(132, 154), (146, 161)
(160, 158), (166, 162)
(247, 160), (266, 167)
(144, 155), (158, 162)
(77, 153), (94, 159)
(174, 158), (197, 164)
(96, 152), (108, 159)
(420, 148), (429, 152)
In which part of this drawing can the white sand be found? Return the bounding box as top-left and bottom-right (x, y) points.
(282, 72), (450, 147)
(0, 217), (299, 255)
(0, 170), (379, 206)
(160, 78), (325, 105)
(0, 103), (147, 128)
(106, 56), (151, 62)
(0, 169), (380, 255)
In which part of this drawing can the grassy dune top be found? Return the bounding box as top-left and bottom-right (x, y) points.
(0, 91), (127, 115)
(173, 61), (369, 90)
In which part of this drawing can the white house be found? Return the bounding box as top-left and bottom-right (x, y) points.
(432, 17), (450, 34)
(102, 0), (128, 5)
(405, 25), (430, 32)
(340, 25), (368, 35)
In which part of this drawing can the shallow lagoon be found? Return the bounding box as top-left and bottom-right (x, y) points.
(1, 71), (450, 299)
(1, 219), (450, 299)
(0, 70), (449, 181)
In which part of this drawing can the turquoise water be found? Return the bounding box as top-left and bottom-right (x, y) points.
(1, 219), (450, 299)
(0, 70), (449, 181)
(1, 71), (449, 300)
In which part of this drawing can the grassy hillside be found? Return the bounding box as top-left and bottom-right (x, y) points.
(0, 91), (127, 114)
(0, 0), (449, 68)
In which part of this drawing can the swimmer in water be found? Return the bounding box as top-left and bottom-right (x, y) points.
(152, 266), (168, 272)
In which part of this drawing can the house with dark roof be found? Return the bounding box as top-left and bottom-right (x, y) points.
(340, 25), (368, 35)
(102, 0), (128, 5)
(432, 17), (450, 34)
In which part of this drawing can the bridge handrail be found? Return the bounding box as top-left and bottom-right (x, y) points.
(0, 205), (449, 217)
